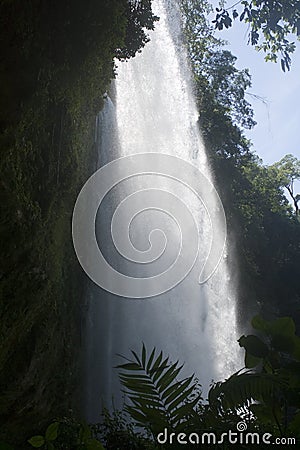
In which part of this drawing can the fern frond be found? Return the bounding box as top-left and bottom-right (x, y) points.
(117, 346), (201, 434)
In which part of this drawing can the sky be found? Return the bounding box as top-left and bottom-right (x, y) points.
(216, 20), (300, 167)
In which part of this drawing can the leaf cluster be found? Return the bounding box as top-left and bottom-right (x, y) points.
(116, 0), (159, 60)
(117, 344), (202, 437)
(93, 408), (155, 450)
(211, 315), (300, 438)
(28, 419), (104, 450)
(213, 0), (300, 70)
(181, 0), (256, 130)
(116, 318), (300, 445)
(271, 154), (300, 214)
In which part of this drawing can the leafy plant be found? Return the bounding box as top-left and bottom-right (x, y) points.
(271, 154), (300, 216)
(212, 0), (300, 70)
(208, 315), (300, 438)
(28, 422), (59, 449)
(28, 420), (104, 450)
(117, 316), (300, 445)
(117, 344), (202, 436)
(93, 408), (156, 450)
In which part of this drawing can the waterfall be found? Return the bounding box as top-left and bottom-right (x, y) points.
(79, 0), (242, 423)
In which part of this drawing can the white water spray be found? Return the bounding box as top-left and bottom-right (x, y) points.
(82, 0), (242, 422)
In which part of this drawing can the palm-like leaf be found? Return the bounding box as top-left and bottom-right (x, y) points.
(116, 344), (201, 435)
(208, 369), (287, 415)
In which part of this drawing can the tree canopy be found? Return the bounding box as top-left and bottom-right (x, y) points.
(213, 0), (300, 70)
(271, 154), (300, 214)
(182, 0), (300, 326)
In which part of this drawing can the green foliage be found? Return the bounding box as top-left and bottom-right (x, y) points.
(271, 154), (300, 214)
(117, 1), (159, 59)
(28, 419), (105, 450)
(117, 317), (300, 444)
(251, 315), (300, 360)
(209, 370), (286, 414)
(238, 335), (269, 358)
(21, 315), (300, 447)
(45, 423), (59, 443)
(93, 408), (155, 450)
(211, 315), (300, 437)
(181, 0), (256, 130)
(0, 0), (157, 445)
(213, 0), (300, 70)
(28, 422), (59, 449)
(117, 344), (201, 436)
(1, 0), (299, 446)
(28, 436), (45, 449)
(229, 157), (300, 322)
(28, 414), (156, 450)
(182, 1), (300, 326)
(0, 0), (157, 126)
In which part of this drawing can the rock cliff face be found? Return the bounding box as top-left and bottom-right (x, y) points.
(0, 1), (156, 445)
